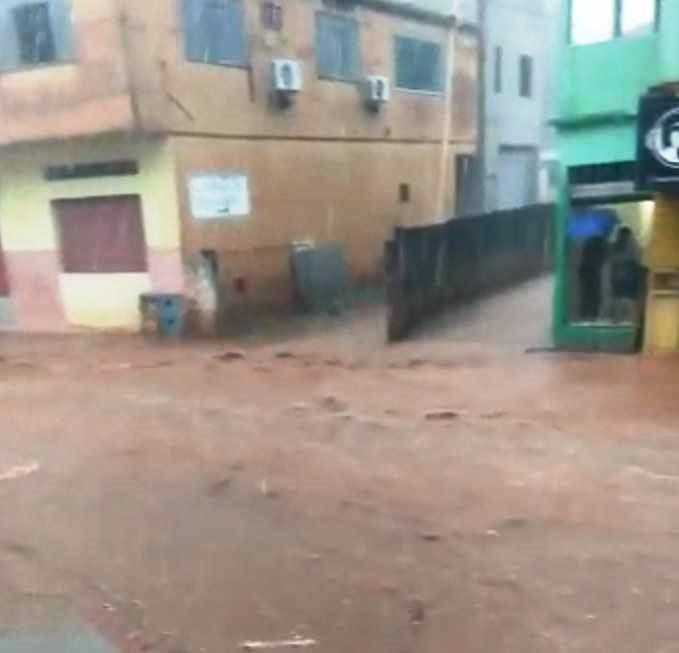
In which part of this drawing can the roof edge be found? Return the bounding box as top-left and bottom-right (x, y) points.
(358, 0), (457, 27)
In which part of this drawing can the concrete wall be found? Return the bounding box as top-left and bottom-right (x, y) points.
(173, 134), (475, 312)
(131, 0), (478, 317)
(0, 138), (182, 331)
(0, 0), (135, 145)
(0, 0), (478, 147)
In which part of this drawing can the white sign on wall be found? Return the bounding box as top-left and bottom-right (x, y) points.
(189, 173), (251, 220)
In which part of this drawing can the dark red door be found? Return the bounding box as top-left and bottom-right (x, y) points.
(53, 196), (148, 274)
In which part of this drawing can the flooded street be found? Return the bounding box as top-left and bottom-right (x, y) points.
(2, 279), (679, 652)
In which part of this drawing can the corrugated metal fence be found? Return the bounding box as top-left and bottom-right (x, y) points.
(385, 204), (553, 341)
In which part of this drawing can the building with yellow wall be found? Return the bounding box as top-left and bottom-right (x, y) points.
(0, 0), (478, 332)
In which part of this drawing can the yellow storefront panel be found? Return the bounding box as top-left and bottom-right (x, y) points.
(0, 138), (181, 253)
(59, 273), (151, 330)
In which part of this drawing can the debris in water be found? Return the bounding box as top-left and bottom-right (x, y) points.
(0, 461), (40, 482)
(274, 351), (295, 359)
(207, 477), (232, 497)
(215, 351), (246, 362)
(482, 411), (508, 420)
(424, 409), (460, 421)
(240, 638), (317, 650)
(319, 394), (348, 413)
(260, 480), (281, 499)
(419, 531), (443, 542)
(408, 598), (426, 628)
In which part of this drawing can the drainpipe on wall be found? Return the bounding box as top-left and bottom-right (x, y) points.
(117, 0), (144, 134)
(435, 13), (457, 222)
(477, 0), (488, 214)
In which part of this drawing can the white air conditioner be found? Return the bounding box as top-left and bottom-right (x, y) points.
(365, 75), (391, 106)
(272, 59), (303, 94)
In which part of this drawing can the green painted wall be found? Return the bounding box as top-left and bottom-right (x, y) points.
(559, 121), (636, 167)
(559, 36), (658, 124)
(555, 0), (679, 168)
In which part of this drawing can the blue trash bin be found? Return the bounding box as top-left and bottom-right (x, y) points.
(140, 293), (186, 337)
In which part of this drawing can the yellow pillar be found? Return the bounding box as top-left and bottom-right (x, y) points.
(644, 195), (679, 352)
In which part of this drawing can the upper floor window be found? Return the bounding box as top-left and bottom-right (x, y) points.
(519, 55), (533, 98)
(570, 0), (615, 45)
(570, 0), (657, 45)
(260, 1), (282, 31)
(315, 12), (360, 81)
(182, 0), (247, 67)
(0, 0), (73, 71)
(394, 35), (442, 93)
(621, 0), (656, 36)
(14, 3), (55, 64)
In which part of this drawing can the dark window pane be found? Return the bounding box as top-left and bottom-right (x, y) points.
(395, 35), (442, 92)
(13, 3), (56, 65)
(54, 196), (148, 274)
(183, 0), (247, 65)
(45, 160), (139, 181)
(316, 12), (359, 80)
(0, 0), (72, 71)
(261, 1), (282, 30)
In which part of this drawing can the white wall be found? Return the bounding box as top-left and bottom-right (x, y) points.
(408, 0), (559, 213)
(484, 0), (558, 210)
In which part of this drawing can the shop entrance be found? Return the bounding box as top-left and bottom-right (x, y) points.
(565, 199), (652, 334)
(553, 160), (654, 353)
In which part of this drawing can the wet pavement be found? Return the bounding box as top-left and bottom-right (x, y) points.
(0, 621), (117, 653)
(4, 277), (679, 652)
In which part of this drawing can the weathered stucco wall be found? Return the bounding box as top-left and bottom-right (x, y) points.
(173, 135), (474, 311)
(0, 0), (135, 145)
(121, 0), (478, 144)
(173, 132), (478, 307)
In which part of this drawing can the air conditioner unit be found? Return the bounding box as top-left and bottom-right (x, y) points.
(272, 59), (303, 94)
(364, 75), (391, 107)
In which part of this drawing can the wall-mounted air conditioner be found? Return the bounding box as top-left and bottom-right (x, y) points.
(364, 75), (391, 110)
(272, 59), (303, 94)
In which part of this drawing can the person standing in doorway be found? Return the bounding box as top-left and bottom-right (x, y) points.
(578, 234), (607, 321)
(610, 227), (643, 323)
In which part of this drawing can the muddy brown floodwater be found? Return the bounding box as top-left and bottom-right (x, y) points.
(2, 279), (679, 652)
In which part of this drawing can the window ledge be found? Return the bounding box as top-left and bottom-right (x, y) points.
(0, 59), (76, 76)
(550, 110), (636, 128)
(317, 75), (360, 85)
(185, 60), (250, 71)
(394, 87), (443, 97)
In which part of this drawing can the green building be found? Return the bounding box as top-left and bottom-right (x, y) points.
(553, 0), (679, 353)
